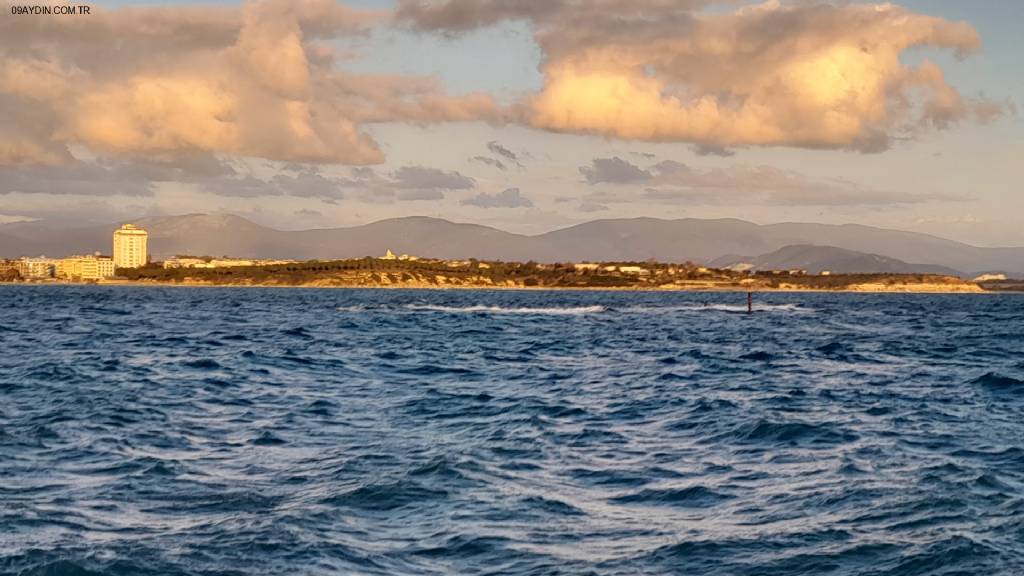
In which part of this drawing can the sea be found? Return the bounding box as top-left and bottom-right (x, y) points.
(1, 285), (1023, 576)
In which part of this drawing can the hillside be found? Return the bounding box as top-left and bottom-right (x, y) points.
(710, 245), (964, 276)
(1, 214), (1021, 276)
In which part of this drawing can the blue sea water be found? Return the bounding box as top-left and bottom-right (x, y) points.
(1, 285), (1023, 576)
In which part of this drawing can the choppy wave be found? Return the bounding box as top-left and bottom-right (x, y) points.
(403, 304), (608, 315)
(337, 302), (812, 315)
(972, 371), (1024, 393)
(621, 302), (813, 313)
(2, 286), (1023, 575)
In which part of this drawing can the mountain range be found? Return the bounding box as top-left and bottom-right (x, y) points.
(709, 245), (963, 276)
(1, 213), (1021, 277)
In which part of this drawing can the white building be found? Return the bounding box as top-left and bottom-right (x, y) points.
(113, 224), (148, 269)
(57, 254), (116, 280)
(163, 257), (295, 269)
(17, 257), (56, 279)
(973, 273), (1007, 282)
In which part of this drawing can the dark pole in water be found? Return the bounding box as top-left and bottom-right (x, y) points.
(747, 292), (753, 314)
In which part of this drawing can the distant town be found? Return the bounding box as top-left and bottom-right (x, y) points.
(2, 223), (1021, 293)
(1, 224), (147, 282)
(0, 223), (293, 282)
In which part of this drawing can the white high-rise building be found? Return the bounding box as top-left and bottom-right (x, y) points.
(113, 224), (149, 269)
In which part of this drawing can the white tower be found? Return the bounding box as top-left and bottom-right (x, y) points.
(113, 224), (149, 269)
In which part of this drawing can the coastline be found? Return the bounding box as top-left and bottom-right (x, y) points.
(1, 279), (1008, 294)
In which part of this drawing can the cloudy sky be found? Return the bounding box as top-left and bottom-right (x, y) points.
(0, 0), (1020, 245)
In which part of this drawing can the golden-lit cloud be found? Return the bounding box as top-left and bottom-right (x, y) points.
(1, 0), (1009, 169)
(0, 0), (505, 167)
(401, 0), (1008, 152)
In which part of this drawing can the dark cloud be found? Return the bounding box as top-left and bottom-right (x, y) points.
(270, 172), (345, 199)
(470, 156), (506, 171)
(0, 152), (244, 197)
(331, 165), (478, 202)
(391, 166), (476, 190)
(396, 0), (714, 33)
(692, 144), (735, 158)
(397, 188), (446, 201)
(0, 153), (345, 200)
(486, 141), (522, 167)
(350, 167), (375, 180)
(462, 187), (533, 208)
(579, 157), (652, 184)
(192, 163), (351, 199)
(469, 141), (523, 171)
(0, 161), (155, 196)
(100, 154), (239, 182)
(650, 160), (686, 176)
(201, 175), (277, 198)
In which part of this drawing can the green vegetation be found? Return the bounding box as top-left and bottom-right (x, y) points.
(112, 258), (986, 291)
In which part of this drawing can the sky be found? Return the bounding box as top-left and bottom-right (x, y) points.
(0, 0), (1021, 246)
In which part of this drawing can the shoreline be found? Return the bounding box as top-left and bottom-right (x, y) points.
(2, 280), (1016, 294)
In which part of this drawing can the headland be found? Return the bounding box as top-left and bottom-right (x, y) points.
(78, 257), (1003, 293)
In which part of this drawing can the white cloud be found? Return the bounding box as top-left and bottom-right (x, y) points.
(402, 0), (1008, 151)
(0, 0), (505, 166)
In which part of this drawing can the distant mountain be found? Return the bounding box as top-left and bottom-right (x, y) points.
(710, 245), (964, 276)
(1, 214), (1022, 277)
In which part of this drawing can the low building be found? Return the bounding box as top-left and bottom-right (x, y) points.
(0, 259), (20, 281)
(377, 249), (419, 262)
(574, 263), (600, 272)
(973, 273), (1007, 282)
(212, 259), (257, 268)
(97, 258), (115, 279)
(57, 254), (116, 280)
(618, 266), (650, 275)
(17, 257), (56, 279)
(164, 256), (295, 269)
(164, 257), (210, 269)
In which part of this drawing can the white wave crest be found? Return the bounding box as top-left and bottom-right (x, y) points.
(403, 304), (607, 315)
(335, 305), (371, 312)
